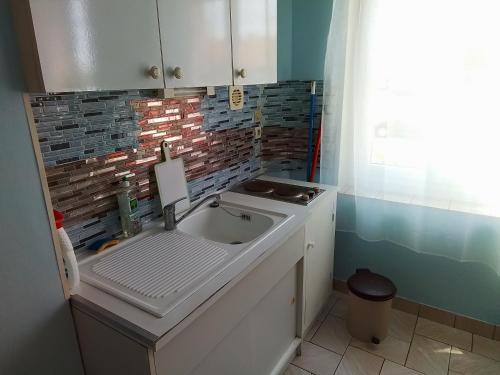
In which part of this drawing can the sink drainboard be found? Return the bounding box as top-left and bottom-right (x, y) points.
(92, 231), (227, 299)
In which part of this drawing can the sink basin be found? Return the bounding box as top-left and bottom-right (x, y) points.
(79, 201), (288, 317)
(177, 202), (284, 245)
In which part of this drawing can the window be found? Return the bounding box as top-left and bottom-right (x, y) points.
(339, 0), (500, 216)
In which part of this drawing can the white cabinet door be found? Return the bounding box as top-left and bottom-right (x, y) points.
(191, 268), (297, 375)
(155, 228), (304, 375)
(304, 193), (336, 330)
(158, 0), (233, 88)
(27, 0), (163, 92)
(230, 0), (277, 85)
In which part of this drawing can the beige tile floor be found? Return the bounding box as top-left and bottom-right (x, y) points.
(285, 292), (500, 375)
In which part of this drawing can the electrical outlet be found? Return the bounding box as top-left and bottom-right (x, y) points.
(254, 126), (262, 140)
(254, 110), (263, 124)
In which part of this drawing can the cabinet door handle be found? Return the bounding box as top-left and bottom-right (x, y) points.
(172, 67), (183, 79)
(306, 241), (315, 250)
(148, 66), (160, 79)
(237, 68), (247, 79)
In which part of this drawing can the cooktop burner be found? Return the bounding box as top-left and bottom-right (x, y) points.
(243, 180), (274, 194)
(273, 187), (303, 199)
(231, 179), (324, 206)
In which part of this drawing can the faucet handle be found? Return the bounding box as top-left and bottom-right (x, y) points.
(163, 196), (188, 231)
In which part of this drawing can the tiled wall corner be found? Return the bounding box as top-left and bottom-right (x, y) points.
(260, 81), (323, 180)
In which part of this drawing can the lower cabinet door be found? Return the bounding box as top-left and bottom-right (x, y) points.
(304, 194), (336, 330)
(191, 267), (297, 375)
(154, 228), (304, 375)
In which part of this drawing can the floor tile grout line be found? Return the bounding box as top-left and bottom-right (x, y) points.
(347, 342), (401, 366)
(307, 340), (346, 358)
(291, 362), (317, 375)
(307, 321), (322, 341)
(404, 326), (417, 368)
(407, 334), (455, 375)
(333, 338), (354, 375)
(332, 352), (343, 375)
(288, 363), (312, 374)
(403, 313), (419, 366)
(378, 359), (385, 375)
(445, 342), (452, 375)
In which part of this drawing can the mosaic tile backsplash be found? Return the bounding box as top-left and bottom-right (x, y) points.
(32, 81), (321, 251)
(261, 81), (323, 179)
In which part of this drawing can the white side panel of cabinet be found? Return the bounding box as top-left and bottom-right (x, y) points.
(29, 0), (163, 92)
(230, 0), (277, 85)
(158, 0), (233, 88)
(72, 308), (153, 375)
(304, 194), (336, 329)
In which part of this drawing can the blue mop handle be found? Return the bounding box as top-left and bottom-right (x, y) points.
(306, 81), (317, 181)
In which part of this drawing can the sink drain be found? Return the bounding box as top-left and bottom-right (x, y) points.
(230, 241), (243, 245)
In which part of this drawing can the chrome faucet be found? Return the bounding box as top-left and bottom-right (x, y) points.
(163, 193), (221, 231)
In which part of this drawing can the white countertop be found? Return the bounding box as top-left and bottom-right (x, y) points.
(71, 176), (337, 350)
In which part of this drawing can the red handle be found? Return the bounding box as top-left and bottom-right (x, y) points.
(53, 210), (64, 229)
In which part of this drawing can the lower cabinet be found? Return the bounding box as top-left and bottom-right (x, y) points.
(73, 228), (304, 375)
(303, 192), (337, 331)
(159, 266), (297, 375)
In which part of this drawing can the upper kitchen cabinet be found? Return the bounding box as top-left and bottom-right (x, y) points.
(11, 0), (164, 92)
(158, 0), (233, 88)
(231, 0), (277, 85)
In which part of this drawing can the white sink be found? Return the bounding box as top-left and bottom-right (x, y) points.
(78, 201), (288, 317)
(177, 202), (285, 245)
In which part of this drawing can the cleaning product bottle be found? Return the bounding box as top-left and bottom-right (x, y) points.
(117, 177), (141, 238)
(53, 210), (79, 294)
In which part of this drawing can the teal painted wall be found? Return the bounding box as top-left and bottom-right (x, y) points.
(278, 0), (333, 81)
(0, 2), (84, 374)
(278, 0), (293, 81)
(291, 0), (333, 80)
(334, 194), (500, 324)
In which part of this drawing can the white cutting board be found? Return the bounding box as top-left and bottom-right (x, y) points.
(154, 142), (190, 213)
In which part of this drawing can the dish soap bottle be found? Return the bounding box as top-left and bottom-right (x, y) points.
(117, 177), (141, 238)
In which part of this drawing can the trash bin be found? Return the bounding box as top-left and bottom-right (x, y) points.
(346, 269), (397, 344)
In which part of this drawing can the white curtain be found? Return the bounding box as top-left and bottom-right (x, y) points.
(322, 0), (500, 274)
